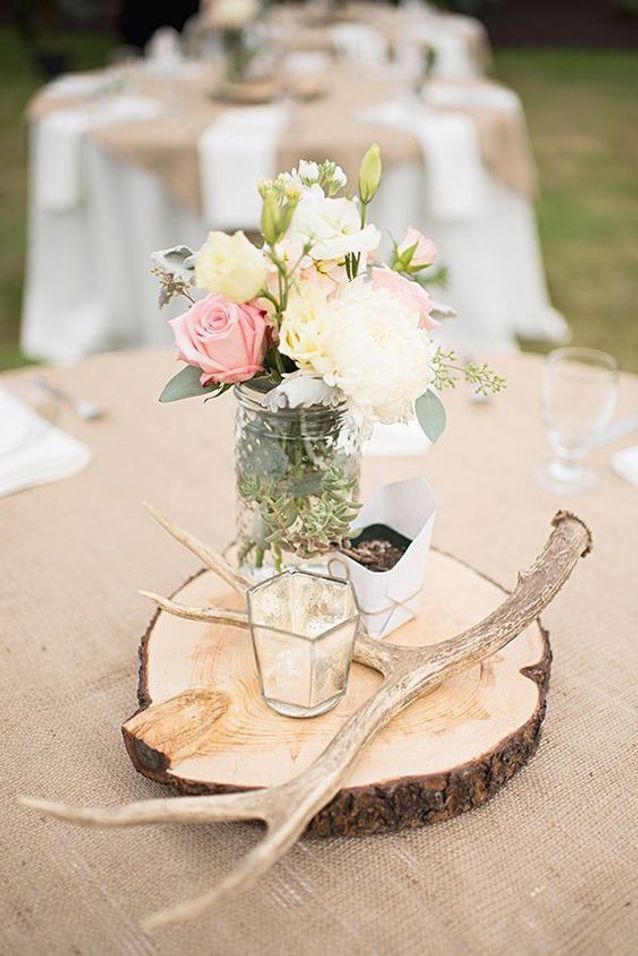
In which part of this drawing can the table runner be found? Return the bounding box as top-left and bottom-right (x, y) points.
(28, 63), (535, 217)
(2, 349), (637, 955)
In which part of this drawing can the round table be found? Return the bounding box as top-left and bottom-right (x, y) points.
(3, 350), (637, 955)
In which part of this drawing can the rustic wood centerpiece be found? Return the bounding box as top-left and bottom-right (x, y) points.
(125, 550), (550, 835)
(23, 507), (591, 931)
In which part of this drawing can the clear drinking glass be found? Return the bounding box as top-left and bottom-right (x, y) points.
(538, 347), (619, 494)
(247, 569), (360, 718)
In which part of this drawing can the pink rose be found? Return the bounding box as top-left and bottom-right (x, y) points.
(371, 267), (439, 331)
(397, 227), (438, 270)
(170, 293), (270, 386)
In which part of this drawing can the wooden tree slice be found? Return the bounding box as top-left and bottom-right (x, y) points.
(123, 551), (550, 836)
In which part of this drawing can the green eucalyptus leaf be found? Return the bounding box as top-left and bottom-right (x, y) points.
(159, 365), (219, 403)
(415, 389), (447, 443)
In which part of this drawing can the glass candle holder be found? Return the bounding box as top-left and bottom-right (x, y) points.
(247, 569), (360, 718)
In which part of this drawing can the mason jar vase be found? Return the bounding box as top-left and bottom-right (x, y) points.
(234, 381), (362, 578)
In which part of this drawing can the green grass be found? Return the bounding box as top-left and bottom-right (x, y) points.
(0, 30), (114, 369)
(0, 38), (636, 370)
(495, 50), (638, 370)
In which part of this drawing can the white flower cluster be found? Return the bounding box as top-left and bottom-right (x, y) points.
(279, 278), (435, 424)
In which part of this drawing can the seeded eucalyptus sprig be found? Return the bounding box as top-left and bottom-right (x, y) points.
(431, 349), (507, 396)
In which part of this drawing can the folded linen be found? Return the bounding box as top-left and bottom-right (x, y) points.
(0, 386), (91, 498)
(424, 82), (520, 113)
(357, 99), (483, 221)
(331, 24), (388, 66)
(363, 421), (431, 459)
(198, 105), (289, 229)
(35, 96), (161, 212)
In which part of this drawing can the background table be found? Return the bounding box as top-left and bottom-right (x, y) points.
(3, 350), (637, 955)
(22, 47), (564, 362)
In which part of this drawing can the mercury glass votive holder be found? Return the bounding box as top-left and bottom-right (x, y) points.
(247, 569), (360, 718)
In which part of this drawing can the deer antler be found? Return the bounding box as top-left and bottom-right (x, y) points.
(22, 509), (591, 931)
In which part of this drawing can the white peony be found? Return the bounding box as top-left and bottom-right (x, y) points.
(279, 276), (435, 425)
(287, 184), (380, 263)
(326, 279), (436, 424)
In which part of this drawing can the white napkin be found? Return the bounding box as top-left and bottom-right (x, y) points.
(612, 445), (638, 487)
(363, 421), (431, 458)
(414, 25), (476, 80)
(357, 99), (483, 221)
(35, 96), (161, 212)
(198, 105), (289, 229)
(0, 387), (91, 498)
(424, 82), (520, 113)
(331, 24), (388, 66)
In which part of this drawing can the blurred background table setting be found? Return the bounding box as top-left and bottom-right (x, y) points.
(21, 0), (565, 363)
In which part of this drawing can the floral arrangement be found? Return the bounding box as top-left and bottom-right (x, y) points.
(202, 0), (261, 83)
(152, 145), (504, 570)
(204, 0), (260, 31)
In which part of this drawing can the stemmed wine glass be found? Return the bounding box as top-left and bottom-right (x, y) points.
(537, 347), (619, 494)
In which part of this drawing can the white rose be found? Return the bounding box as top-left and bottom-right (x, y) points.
(195, 230), (268, 302)
(326, 279), (435, 424)
(288, 184), (380, 263)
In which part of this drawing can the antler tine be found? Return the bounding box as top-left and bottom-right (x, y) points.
(139, 590), (250, 629)
(139, 589), (399, 673)
(143, 502), (251, 594)
(142, 822), (298, 932)
(20, 790), (267, 828)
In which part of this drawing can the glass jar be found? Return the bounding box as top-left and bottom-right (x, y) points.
(234, 381), (362, 578)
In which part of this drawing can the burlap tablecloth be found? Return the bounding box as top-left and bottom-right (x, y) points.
(28, 62), (535, 214)
(3, 350), (637, 955)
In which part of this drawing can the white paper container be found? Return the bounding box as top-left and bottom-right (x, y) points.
(327, 476), (437, 640)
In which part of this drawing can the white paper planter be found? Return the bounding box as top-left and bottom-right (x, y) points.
(327, 476), (437, 640)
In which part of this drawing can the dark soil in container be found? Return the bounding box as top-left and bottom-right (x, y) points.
(341, 523), (412, 572)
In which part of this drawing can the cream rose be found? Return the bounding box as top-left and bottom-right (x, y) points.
(195, 230), (269, 302)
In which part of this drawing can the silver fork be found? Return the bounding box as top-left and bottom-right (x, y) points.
(31, 377), (105, 422)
